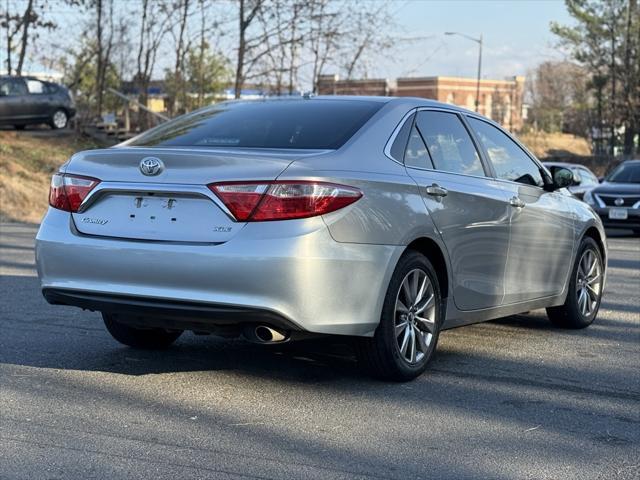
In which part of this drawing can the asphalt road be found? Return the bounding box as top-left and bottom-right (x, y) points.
(1, 223), (639, 480)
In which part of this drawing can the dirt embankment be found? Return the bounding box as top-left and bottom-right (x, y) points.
(0, 129), (102, 223)
(517, 132), (591, 158)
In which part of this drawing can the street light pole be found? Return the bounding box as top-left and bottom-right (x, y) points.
(475, 34), (483, 113)
(445, 32), (483, 113)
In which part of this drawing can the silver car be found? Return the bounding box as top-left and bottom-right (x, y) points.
(35, 97), (607, 381)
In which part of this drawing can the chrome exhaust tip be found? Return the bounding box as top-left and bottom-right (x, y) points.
(243, 325), (289, 344)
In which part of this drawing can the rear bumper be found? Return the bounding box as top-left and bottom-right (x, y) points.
(36, 208), (402, 336)
(42, 288), (299, 334)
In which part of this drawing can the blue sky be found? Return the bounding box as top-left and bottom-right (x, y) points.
(378, 0), (573, 80)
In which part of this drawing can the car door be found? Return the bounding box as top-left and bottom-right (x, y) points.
(0, 78), (29, 122)
(400, 110), (512, 311)
(467, 116), (575, 304)
(24, 78), (52, 120)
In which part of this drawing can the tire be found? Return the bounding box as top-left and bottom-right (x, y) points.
(356, 250), (442, 381)
(102, 313), (183, 349)
(50, 109), (68, 129)
(14, 124), (26, 130)
(546, 237), (604, 329)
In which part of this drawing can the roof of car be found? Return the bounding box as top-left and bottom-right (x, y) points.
(222, 95), (472, 113)
(0, 74), (49, 82)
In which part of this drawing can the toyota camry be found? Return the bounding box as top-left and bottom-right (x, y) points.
(35, 96), (607, 381)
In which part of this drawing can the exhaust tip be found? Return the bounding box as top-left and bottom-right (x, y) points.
(245, 325), (289, 343)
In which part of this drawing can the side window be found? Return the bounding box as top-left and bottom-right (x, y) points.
(389, 113), (414, 162)
(415, 111), (485, 176)
(404, 125), (432, 169)
(10, 79), (28, 96)
(1, 79), (27, 96)
(26, 80), (45, 94)
(468, 117), (544, 187)
(44, 82), (58, 94)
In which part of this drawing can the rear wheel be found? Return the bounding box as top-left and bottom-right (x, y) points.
(102, 313), (183, 349)
(356, 251), (442, 381)
(546, 237), (603, 329)
(50, 109), (68, 129)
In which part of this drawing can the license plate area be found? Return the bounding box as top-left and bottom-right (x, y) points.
(73, 192), (240, 242)
(609, 208), (628, 220)
(128, 194), (184, 225)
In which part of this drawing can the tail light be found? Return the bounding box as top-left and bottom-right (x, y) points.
(209, 181), (362, 221)
(49, 173), (100, 212)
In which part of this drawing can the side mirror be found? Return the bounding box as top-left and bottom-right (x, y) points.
(550, 167), (574, 190)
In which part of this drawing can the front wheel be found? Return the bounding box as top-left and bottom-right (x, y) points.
(102, 313), (183, 349)
(546, 237), (604, 329)
(356, 251), (442, 381)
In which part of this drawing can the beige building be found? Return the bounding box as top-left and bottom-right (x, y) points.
(317, 74), (526, 132)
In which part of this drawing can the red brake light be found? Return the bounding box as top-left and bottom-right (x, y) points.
(209, 181), (362, 221)
(49, 173), (100, 212)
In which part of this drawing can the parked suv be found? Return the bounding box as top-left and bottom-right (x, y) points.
(0, 75), (75, 129)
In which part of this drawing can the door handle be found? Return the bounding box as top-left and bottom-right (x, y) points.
(509, 196), (525, 208)
(425, 184), (448, 197)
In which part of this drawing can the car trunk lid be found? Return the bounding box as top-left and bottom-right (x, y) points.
(66, 147), (321, 242)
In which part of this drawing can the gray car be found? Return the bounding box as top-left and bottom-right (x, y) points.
(35, 96), (607, 381)
(0, 75), (76, 129)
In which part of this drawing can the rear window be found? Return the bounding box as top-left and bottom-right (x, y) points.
(128, 99), (383, 149)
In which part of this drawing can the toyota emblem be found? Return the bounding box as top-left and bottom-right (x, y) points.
(139, 157), (164, 176)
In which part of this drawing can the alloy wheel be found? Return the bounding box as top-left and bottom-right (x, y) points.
(53, 111), (67, 129)
(394, 269), (436, 364)
(575, 248), (602, 317)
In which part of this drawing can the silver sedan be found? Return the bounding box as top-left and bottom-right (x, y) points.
(35, 96), (607, 381)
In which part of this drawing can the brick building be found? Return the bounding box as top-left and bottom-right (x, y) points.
(317, 74), (526, 131)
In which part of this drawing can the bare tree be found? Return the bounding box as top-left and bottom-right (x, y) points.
(234, 0), (263, 98)
(134, 0), (171, 127)
(1, 0), (55, 75)
(253, 0), (307, 94)
(307, 0), (342, 93)
(165, 0), (192, 114)
(526, 60), (590, 135)
(340, 2), (394, 80)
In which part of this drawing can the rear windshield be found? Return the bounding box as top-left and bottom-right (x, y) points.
(128, 99), (383, 149)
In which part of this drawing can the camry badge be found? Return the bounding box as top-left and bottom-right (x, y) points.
(139, 157), (164, 176)
(614, 197), (624, 206)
